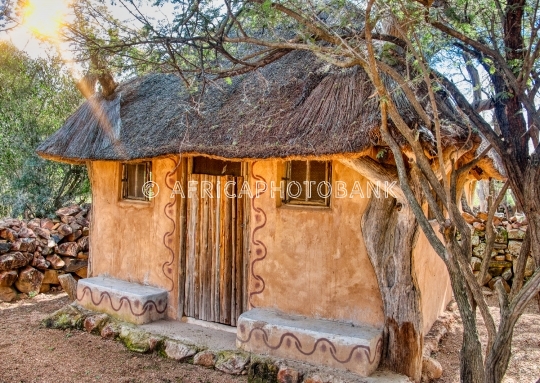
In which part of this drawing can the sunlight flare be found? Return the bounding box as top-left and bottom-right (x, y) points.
(22, 0), (70, 39)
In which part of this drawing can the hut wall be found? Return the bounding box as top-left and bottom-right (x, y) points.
(248, 160), (385, 327)
(413, 224), (453, 333)
(88, 157), (180, 319)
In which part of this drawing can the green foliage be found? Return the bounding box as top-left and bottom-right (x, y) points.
(0, 41), (89, 218)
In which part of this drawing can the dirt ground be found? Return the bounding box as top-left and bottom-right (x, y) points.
(434, 294), (540, 383)
(0, 293), (246, 383)
(1, 292), (539, 383)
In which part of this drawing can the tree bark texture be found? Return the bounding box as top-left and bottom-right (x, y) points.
(361, 193), (423, 382)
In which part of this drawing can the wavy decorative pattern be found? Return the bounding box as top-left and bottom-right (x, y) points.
(76, 286), (168, 316)
(237, 326), (382, 366)
(162, 157), (178, 292)
(248, 161), (268, 308)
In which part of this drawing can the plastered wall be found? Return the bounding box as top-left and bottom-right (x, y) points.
(88, 157), (180, 319)
(248, 160), (385, 327)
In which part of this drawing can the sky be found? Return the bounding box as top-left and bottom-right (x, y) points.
(0, 0), (177, 71)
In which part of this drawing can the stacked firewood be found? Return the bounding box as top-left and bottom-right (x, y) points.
(462, 211), (535, 291)
(0, 204), (90, 302)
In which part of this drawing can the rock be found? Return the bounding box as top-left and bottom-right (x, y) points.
(471, 257), (482, 271)
(304, 376), (324, 383)
(65, 230), (82, 242)
(193, 350), (217, 368)
(17, 227), (35, 238)
(76, 252), (89, 260)
(489, 260), (513, 269)
(43, 269), (60, 284)
(163, 339), (197, 361)
(42, 303), (87, 330)
(493, 216), (503, 226)
(77, 236), (89, 252)
(0, 252), (29, 271)
(46, 254), (65, 270)
(493, 255), (506, 262)
(473, 222), (486, 231)
(0, 286), (17, 302)
(56, 205), (81, 218)
(505, 253), (513, 261)
(525, 256), (536, 278)
(278, 366), (300, 383)
(248, 359), (279, 383)
(482, 272), (493, 286)
(215, 351), (250, 375)
(40, 283), (50, 293)
(477, 212), (488, 221)
(494, 228), (508, 244)
(489, 277), (511, 293)
(0, 228), (17, 242)
(84, 313), (110, 334)
(14, 266), (43, 294)
(473, 243), (486, 258)
(58, 273), (78, 301)
(119, 325), (155, 353)
(32, 255), (50, 270)
(75, 267), (87, 278)
(0, 242), (12, 254)
(508, 229), (526, 240)
(508, 240), (522, 257)
(40, 218), (55, 230)
(101, 322), (121, 339)
(57, 224), (73, 237)
(471, 235), (480, 246)
(33, 227), (50, 240)
(422, 356), (443, 380)
(62, 258), (87, 273)
(462, 212), (478, 224)
(56, 242), (78, 257)
(502, 268), (513, 281)
(0, 270), (17, 287)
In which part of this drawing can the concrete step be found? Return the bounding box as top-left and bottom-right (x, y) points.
(237, 308), (383, 377)
(76, 276), (168, 324)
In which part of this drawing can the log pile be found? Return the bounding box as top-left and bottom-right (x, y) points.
(0, 204), (90, 302)
(462, 211), (536, 291)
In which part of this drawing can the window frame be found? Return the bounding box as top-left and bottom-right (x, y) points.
(120, 161), (152, 201)
(282, 160), (332, 207)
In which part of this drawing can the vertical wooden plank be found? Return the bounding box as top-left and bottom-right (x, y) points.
(220, 176), (233, 325)
(185, 173), (199, 318)
(199, 174), (209, 321)
(194, 174), (202, 319)
(230, 179), (237, 326)
(213, 177), (222, 323)
(208, 176), (216, 323)
(178, 157), (188, 319)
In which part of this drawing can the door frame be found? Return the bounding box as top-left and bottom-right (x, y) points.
(177, 156), (251, 325)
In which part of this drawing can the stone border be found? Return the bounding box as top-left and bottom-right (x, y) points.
(43, 303), (399, 383)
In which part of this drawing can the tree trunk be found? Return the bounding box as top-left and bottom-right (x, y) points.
(361, 193), (423, 381)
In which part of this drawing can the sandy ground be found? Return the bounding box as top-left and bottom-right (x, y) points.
(434, 294), (540, 383)
(0, 293), (246, 383)
(1, 292), (539, 383)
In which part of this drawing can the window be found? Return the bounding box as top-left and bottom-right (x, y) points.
(121, 162), (152, 201)
(192, 156), (241, 176)
(283, 160), (331, 206)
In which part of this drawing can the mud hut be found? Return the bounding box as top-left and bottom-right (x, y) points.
(37, 50), (498, 377)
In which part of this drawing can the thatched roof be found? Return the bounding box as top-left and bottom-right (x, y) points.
(37, 50), (470, 164)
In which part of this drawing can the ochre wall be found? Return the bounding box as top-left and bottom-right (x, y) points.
(248, 160), (385, 327)
(88, 157), (180, 319)
(413, 223), (453, 333)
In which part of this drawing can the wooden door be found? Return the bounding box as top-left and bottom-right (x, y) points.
(184, 174), (245, 325)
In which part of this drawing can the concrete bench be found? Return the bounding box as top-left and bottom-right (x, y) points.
(236, 308), (383, 376)
(76, 276), (168, 325)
